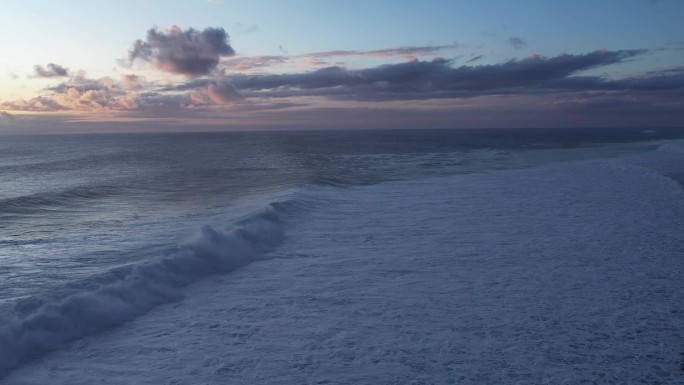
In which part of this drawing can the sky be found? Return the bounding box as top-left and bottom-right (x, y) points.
(0, 0), (683, 133)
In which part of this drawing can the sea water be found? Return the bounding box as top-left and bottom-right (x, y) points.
(1, 128), (683, 384)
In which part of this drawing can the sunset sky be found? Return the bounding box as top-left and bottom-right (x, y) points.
(1, 0), (683, 133)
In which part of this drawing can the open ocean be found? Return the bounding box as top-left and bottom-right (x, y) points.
(1, 128), (683, 384)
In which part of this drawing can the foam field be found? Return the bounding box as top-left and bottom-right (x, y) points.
(4, 142), (684, 384)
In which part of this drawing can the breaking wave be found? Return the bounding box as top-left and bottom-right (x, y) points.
(0, 198), (295, 377)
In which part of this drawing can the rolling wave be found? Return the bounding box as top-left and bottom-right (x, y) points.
(0, 196), (297, 377)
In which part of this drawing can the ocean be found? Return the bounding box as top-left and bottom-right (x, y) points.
(1, 128), (683, 384)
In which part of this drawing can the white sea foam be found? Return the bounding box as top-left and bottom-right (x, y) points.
(4, 140), (684, 384)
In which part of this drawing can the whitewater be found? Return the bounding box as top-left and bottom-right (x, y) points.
(0, 129), (683, 384)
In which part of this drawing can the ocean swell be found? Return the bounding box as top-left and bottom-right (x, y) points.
(0, 184), (122, 216)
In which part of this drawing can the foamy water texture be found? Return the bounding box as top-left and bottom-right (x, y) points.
(1, 130), (683, 384)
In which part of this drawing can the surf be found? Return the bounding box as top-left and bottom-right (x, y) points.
(0, 194), (304, 377)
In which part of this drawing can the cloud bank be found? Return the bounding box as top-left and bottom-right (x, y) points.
(225, 49), (651, 100)
(3, 43), (683, 129)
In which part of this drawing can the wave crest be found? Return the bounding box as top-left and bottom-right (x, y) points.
(0, 200), (288, 377)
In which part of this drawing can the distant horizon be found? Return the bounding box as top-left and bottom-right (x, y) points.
(2, 125), (683, 138)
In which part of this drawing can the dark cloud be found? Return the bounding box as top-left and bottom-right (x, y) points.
(225, 49), (648, 100)
(129, 26), (235, 76)
(47, 79), (109, 93)
(232, 65), (359, 91)
(507, 37), (527, 49)
(33, 63), (69, 78)
(153, 49), (664, 103)
(159, 78), (214, 92)
(548, 67), (684, 94)
(465, 55), (484, 63)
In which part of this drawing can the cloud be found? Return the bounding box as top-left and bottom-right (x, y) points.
(2, 69), (244, 113)
(3, 74), (148, 112)
(7, 47), (683, 130)
(33, 63), (69, 78)
(302, 43), (461, 60)
(226, 49), (649, 100)
(121, 74), (146, 90)
(217, 43), (462, 73)
(206, 78), (241, 104)
(465, 55), (484, 63)
(222, 55), (289, 71)
(2, 96), (66, 112)
(507, 37), (527, 49)
(154, 49), (676, 107)
(129, 26), (235, 76)
(544, 66), (684, 95)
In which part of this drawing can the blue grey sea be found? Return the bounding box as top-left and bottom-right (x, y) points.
(1, 128), (683, 384)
